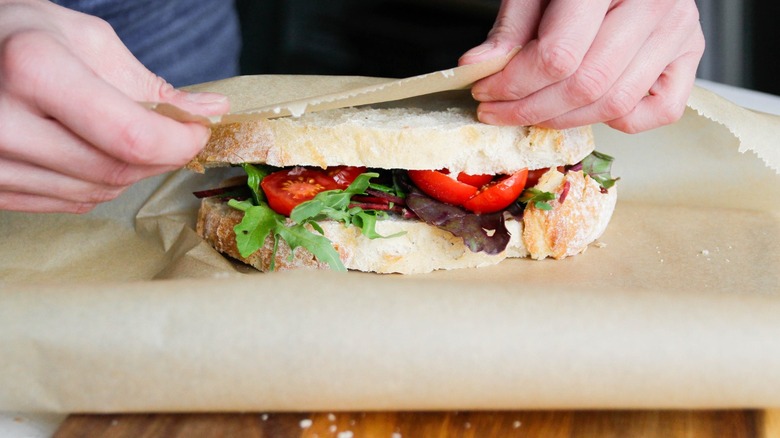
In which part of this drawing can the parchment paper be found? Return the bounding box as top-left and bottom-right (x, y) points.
(0, 75), (778, 413)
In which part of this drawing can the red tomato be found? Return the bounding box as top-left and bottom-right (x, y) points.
(326, 166), (366, 188)
(457, 172), (493, 187)
(261, 167), (340, 216)
(461, 169), (529, 214)
(408, 170), (478, 206)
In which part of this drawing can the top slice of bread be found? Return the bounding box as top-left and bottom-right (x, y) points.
(187, 88), (595, 175)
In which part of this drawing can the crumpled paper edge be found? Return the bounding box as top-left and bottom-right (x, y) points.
(688, 85), (780, 173)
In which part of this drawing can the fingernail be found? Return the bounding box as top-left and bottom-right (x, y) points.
(477, 110), (497, 125)
(185, 92), (228, 104)
(471, 89), (490, 101)
(463, 43), (495, 58)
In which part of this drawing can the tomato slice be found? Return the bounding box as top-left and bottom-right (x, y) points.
(457, 172), (493, 187)
(261, 167), (340, 216)
(408, 170), (478, 206)
(326, 166), (367, 188)
(461, 169), (528, 214)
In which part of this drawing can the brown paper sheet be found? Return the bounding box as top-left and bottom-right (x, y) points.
(0, 75), (778, 413)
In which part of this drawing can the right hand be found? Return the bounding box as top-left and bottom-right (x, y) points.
(0, 0), (230, 213)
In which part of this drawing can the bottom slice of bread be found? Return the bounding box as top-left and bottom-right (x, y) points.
(196, 170), (616, 274)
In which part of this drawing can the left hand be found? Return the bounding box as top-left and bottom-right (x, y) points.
(460, 0), (705, 133)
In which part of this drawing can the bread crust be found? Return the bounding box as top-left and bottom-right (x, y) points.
(188, 106), (595, 175)
(196, 171), (616, 274)
(523, 170), (617, 260)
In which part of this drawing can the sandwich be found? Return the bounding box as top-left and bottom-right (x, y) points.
(188, 90), (618, 274)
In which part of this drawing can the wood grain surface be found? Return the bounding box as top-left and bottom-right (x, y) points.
(54, 410), (779, 438)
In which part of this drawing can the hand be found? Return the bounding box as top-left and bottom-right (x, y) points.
(460, 0), (705, 133)
(0, 0), (230, 213)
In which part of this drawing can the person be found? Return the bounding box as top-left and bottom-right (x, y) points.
(0, 0), (704, 214)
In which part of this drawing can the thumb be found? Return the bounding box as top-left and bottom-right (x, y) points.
(459, 0), (544, 65)
(61, 12), (232, 118)
(159, 85), (230, 117)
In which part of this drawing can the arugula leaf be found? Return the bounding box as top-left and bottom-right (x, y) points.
(581, 151), (619, 189)
(228, 199), (281, 258)
(228, 170), (402, 272)
(241, 163), (271, 204)
(229, 198), (348, 271)
(275, 225), (346, 272)
(518, 188), (556, 210)
(290, 172), (403, 240)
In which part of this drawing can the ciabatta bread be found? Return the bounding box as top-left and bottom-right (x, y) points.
(187, 91), (595, 175)
(196, 170), (616, 274)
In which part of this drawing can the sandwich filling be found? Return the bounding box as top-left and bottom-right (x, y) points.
(194, 151), (617, 271)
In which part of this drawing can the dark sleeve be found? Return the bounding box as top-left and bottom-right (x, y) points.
(52, 0), (241, 87)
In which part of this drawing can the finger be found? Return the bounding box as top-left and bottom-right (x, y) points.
(472, 0), (612, 102)
(476, 0), (694, 126)
(0, 191), (96, 214)
(545, 3), (704, 130)
(0, 156), (127, 205)
(459, 0), (543, 65)
(41, 5), (231, 117)
(3, 30), (210, 166)
(606, 50), (701, 133)
(0, 98), (177, 186)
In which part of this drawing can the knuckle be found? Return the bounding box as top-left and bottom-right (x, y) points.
(149, 76), (177, 102)
(85, 186), (124, 204)
(656, 99), (686, 126)
(607, 117), (642, 134)
(0, 30), (50, 87)
(113, 121), (157, 164)
(566, 66), (611, 104)
(601, 88), (640, 120)
(71, 202), (97, 215)
(537, 40), (580, 81)
(507, 103), (537, 126)
(99, 161), (137, 187)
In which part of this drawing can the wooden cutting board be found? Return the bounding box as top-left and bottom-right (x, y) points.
(54, 410), (779, 437)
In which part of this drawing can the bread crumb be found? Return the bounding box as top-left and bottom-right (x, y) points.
(594, 241), (607, 248)
(700, 249), (710, 256)
(300, 419), (313, 429)
(464, 422), (471, 429)
(328, 413), (336, 422)
(513, 420), (522, 428)
(261, 414), (269, 421)
(392, 433), (403, 438)
(337, 431), (354, 438)
(329, 425), (338, 433)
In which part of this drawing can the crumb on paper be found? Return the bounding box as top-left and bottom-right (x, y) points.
(300, 418), (313, 429)
(594, 241), (607, 248)
(701, 249), (710, 256)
